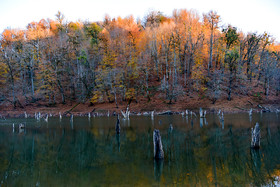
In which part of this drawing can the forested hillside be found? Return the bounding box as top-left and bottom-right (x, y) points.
(0, 10), (279, 110)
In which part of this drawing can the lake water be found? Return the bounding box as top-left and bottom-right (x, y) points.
(0, 113), (280, 186)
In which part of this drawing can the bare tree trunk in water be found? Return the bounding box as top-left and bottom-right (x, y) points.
(153, 129), (164, 159)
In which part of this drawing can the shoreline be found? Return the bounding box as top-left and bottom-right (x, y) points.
(1, 97), (279, 118)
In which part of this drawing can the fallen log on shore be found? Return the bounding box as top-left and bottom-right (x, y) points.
(257, 104), (271, 113)
(157, 111), (173, 115)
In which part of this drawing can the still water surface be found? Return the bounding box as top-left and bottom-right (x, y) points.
(0, 113), (280, 186)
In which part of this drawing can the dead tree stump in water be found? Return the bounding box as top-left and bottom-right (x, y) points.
(19, 123), (25, 129)
(153, 129), (164, 159)
(116, 115), (120, 134)
(251, 122), (260, 149)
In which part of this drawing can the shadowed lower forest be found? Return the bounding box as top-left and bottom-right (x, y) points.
(0, 9), (279, 113)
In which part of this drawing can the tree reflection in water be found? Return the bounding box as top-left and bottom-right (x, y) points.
(0, 113), (279, 186)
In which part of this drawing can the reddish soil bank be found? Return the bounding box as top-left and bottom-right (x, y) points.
(0, 94), (279, 118)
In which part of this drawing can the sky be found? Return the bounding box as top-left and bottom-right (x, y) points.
(0, 0), (279, 41)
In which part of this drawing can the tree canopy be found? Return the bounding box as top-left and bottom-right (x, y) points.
(0, 10), (279, 108)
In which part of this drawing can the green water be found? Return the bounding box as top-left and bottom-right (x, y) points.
(0, 113), (280, 186)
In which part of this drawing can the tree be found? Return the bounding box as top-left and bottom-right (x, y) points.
(143, 10), (167, 28)
(203, 11), (220, 75)
(222, 25), (239, 101)
(223, 25), (239, 49)
(225, 48), (239, 101)
(0, 29), (23, 107)
(244, 33), (261, 81)
(0, 10), (280, 109)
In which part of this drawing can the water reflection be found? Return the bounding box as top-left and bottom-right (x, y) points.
(18, 128), (25, 134)
(200, 118), (203, 127)
(154, 159), (163, 182)
(116, 134), (120, 152)
(0, 113), (279, 186)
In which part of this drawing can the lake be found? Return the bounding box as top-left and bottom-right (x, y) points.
(0, 113), (280, 186)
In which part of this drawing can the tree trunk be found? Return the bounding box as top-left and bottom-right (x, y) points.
(113, 87), (118, 108)
(265, 77), (269, 96)
(208, 30), (213, 75)
(30, 65), (35, 100)
(57, 79), (66, 104)
(153, 129), (164, 159)
(152, 40), (160, 81)
(7, 62), (17, 108)
(145, 67), (150, 101)
(187, 55), (192, 78)
(251, 123), (260, 149)
(228, 72), (232, 101)
(184, 53), (187, 88)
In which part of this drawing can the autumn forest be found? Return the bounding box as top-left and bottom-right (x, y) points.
(0, 10), (279, 111)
